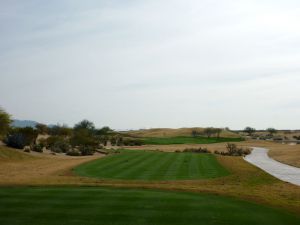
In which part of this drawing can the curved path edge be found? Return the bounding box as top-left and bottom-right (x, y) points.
(244, 147), (300, 186)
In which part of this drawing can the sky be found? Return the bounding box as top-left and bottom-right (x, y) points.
(0, 0), (300, 130)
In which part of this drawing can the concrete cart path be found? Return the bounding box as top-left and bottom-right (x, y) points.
(244, 147), (300, 186)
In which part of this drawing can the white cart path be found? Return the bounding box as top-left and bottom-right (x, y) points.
(244, 147), (300, 186)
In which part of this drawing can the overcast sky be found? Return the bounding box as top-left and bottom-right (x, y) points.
(0, 0), (300, 130)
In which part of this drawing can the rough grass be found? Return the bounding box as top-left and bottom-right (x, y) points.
(74, 150), (229, 180)
(141, 136), (243, 145)
(0, 145), (35, 161)
(0, 187), (299, 225)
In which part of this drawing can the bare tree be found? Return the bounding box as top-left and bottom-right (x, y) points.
(244, 127), (256, 136)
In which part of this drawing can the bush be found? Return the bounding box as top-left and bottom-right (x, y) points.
(5, 127), (38, 149)
(46, 136), (71, 153)
(183, 147), (209, 153)
(50, 141), (71, 153)
(214, 143), (250, 156)
(79, 146), (96, 156)
(5, 133), (27, 149)
(32, 144), (43, 153)
(66, 150), (81, 156)
(123, 138), (143, 146)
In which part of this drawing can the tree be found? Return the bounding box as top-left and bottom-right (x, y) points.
(214, 128), (222, 138)
(35, 123), (48, 134)
(267, 128), (277, 136)
(244, 127), (256, 136)
(74, 120), (95, 132)
(0, 108), (11, 138)
(191, 130), (200, 137)
(203, 127), (214, 138)
(48, 124), (72, 136)
(96, 126), (113, 135)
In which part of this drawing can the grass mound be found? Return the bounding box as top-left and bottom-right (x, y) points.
(0, 187), (299, 225)
(0, 146), (34, 161)
(74, 150), (229, 180)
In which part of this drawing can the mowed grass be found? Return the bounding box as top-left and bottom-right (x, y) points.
(74, 150), (229, 180)
(0, 187), (299, 225)
(142, 136), (243, 145)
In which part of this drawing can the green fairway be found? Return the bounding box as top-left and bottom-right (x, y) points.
(0, 187), (299, 225)
(74, 150), (229, 180)
(142, 136), (242, 145)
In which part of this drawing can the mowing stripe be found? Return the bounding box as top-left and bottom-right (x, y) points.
(75, 151), (229, 181)
(97, 152), (151, 178)
(126, 153), (164, 180)
(114, 152), (162, 179)
(142, 152), (175, 180)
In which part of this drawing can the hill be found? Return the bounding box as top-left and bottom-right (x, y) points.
(123, 127), (240, 138)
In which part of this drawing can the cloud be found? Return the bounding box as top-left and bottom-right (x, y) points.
(0, 0), (300, 129)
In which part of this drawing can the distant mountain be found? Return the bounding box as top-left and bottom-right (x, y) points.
(11, 120), (38, 128)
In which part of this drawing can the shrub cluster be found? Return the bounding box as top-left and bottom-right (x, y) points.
(5, 127), (38, 149)
(182, 147), (210, 153)
(122, 138), (143, 146)
(32, 144), (43, 153)
(293, 136), (300, 140)
(214, 143), (250, 156)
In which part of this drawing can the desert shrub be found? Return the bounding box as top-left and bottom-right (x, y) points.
(66, 149), (81, 156)
(79, 146), (96, 156)
(50, 141), (71, 153)
(5, 133), (27, 149)
(32, 144), (43, 153)
(117, 136), (124, 146)
(70, 129), (98, 147)
(5, 127), (38, 149)
(110, 136), (117, 146)
(46, 136), (71, 153)
(123, 138), (143, 146)
(214, 143), (250, 156)
(183, 147), (209, 153)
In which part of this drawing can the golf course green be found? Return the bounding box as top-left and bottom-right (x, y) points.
(74, 150), (229, 180)
(0, 187), (299, 225)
